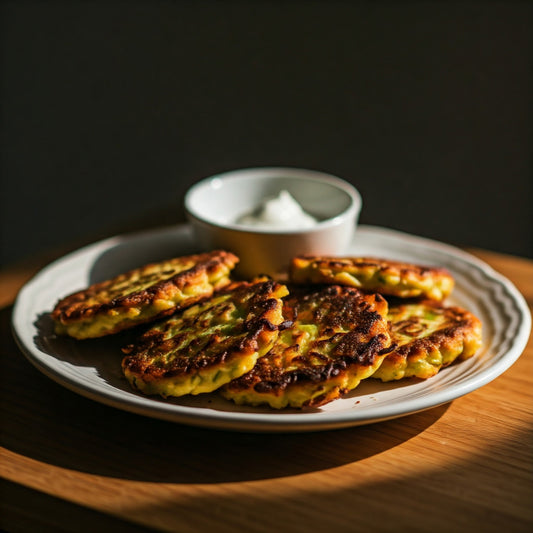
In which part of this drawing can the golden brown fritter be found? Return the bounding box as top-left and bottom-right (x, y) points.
(121, 279), (288, 397)
(290, 256), (455, 301)
(221, 285), (393, 409)
(372, 300), (482, 381)
(52, 250), (239, 339)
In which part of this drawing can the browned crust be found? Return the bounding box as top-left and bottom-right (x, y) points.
(224, 285), (393, 405)
(51, 250), (238, 325)
(121, 280), (286, 381)
(244, 332), (393, 407)
(385, 301), (482, 368)
(292, 256), (452, 278)
(289, 256), (454, 299)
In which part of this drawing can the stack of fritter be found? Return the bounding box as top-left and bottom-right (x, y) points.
(51, 251), (482, 409)
(289, 256), (482, 384)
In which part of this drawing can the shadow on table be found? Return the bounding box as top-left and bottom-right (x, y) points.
(4, 305), (448, 484)
(118, 421), (533, 533)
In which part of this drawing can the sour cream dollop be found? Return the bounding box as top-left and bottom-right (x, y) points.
(236, 190), (318, 229)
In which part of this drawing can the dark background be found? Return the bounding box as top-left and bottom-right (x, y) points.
(2, 1), (532, 268)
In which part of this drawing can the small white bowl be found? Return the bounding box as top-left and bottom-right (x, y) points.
(184, 167), (362, 278)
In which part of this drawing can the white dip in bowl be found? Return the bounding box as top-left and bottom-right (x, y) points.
(184, 167), (362, 278)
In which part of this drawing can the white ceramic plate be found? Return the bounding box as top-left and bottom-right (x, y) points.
(12, 225), (531, 432)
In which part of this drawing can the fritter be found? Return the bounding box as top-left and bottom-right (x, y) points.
(52, 250), (239, 339)
(121, 279), (288, 397)
(372, 300), (482, 381)
(290, 256), (454, 301)
(221, 285), (393, 409)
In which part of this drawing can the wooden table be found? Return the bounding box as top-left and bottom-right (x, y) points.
(1, 243), (532, 532)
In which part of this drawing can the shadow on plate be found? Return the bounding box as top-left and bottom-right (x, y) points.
(31, 310), (419, 418)
(1, 303), (450, 485)
(88, 225), (198, 284)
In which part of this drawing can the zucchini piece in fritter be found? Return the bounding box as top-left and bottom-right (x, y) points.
(290, 256), (454, 301)
(221, 285), (393, 409)
(121, 280), (288, 397)
(52, 250), (238, 339)
(372, 300), (482, 381)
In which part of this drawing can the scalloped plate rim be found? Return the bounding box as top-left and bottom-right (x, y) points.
(11, 224), (531, 432)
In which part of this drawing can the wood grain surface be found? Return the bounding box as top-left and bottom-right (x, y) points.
(1, 245), (532, 533)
